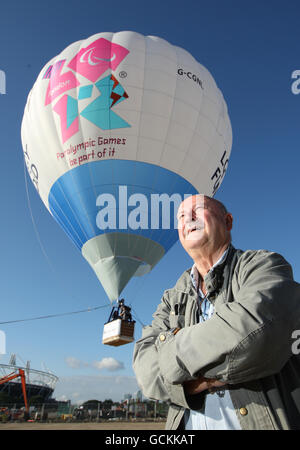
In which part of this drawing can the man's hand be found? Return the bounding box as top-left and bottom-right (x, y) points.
(183, 377), (227, 395)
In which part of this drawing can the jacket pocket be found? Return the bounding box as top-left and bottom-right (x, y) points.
(169, 313), (179, 328)
(169, 313), (185, 328)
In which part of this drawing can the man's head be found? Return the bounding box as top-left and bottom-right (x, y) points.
(177, 195), (233, 260)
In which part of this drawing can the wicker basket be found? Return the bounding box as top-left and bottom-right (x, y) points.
(102, 319), (135, 346)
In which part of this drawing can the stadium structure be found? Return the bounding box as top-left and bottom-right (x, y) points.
(0, 354), (58, 403)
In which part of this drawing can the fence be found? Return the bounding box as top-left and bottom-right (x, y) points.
(0, 400), (168, 422)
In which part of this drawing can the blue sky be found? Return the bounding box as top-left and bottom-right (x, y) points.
(0, 0), (299, 403)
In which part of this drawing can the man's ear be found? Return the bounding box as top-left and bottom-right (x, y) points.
(225, 213), (233, 231)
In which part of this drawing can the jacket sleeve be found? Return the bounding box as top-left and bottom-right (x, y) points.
(132, 290), (200, 408)
(152, 250), (300, 385)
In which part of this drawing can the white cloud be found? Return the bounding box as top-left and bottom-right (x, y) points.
(72, 392), (81, 398)
(53, 375), (140, 403)
(65, 356), (124, 372)
(92, 357), (124, 371)
(65, 356), (87, 369)
(56, 394), (68, 401)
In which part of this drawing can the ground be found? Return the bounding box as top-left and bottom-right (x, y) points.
(0, 420), (166, 430)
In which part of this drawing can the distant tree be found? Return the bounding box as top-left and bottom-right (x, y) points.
(103, 399), (113, 410)
(82, 400), (102, 409)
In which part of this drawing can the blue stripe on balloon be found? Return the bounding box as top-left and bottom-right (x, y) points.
(48, 160), (198, 252)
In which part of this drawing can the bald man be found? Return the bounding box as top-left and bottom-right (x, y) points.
(133, 195), (300, 430)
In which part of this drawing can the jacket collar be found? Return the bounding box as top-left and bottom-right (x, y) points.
(174, 244), (236, 298)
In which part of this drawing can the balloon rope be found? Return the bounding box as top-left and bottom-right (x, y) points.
(129, 305), (146, 328)
(23, 157), (58, 274)
(0, 303), (110, 325)
(23, 156), (111, 316)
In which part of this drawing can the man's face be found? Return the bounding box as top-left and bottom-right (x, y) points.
(177, 195), (232, 255)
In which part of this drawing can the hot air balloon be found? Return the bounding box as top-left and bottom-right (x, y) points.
(21, 31), (232, 321)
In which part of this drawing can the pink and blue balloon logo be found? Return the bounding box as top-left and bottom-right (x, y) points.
(43, 38), (130, 143)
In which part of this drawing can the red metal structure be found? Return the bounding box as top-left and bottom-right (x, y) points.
(0, 369), (29, 413)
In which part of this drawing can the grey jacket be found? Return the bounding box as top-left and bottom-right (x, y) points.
(133, 245), (300, 429)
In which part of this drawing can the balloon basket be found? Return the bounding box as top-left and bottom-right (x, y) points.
(102, 318), (135, 346)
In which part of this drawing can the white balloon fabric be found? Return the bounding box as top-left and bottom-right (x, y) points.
(21, 31), (232, 301)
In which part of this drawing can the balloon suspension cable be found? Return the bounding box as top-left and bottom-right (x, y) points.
(22, 157), (111, 325)
(23, 157), (57, 275)
(114, 297), (145, 328)
(0, 304), (110, 325)
(129, 305), (146, 328)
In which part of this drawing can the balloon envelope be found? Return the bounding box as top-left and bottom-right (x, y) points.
(21, 31), (232, 301)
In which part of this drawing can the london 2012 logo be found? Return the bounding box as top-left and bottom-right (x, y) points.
(43, 38), (130, 143)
